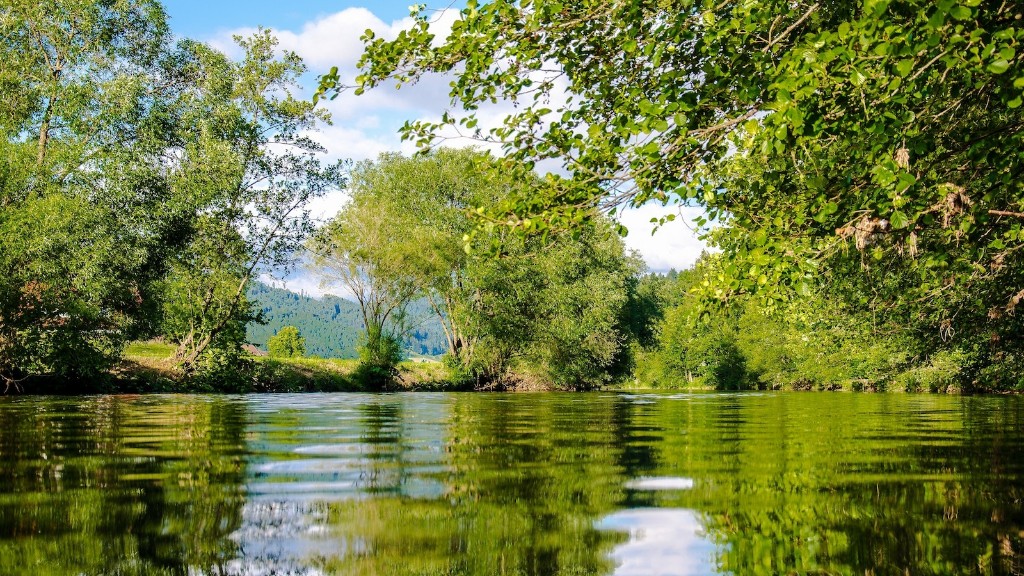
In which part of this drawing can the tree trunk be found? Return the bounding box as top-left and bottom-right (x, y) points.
(37, 96), (55, 168)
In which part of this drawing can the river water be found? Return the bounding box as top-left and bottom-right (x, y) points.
(0, 392), (1021, 575)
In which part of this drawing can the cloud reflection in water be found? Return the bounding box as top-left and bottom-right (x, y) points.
(597, 508), (720, 576)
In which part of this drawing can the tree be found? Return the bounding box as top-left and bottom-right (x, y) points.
(335, 0), (1024, 387)
(267, 326), (306, 358)
(315, 149), (519, 374)
(0, 0), (185, 385)
(163, 31), (346, 372)
(310, 149), (644, 388)
(306, 160), (422, 381)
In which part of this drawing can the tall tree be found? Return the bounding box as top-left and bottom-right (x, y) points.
(310, 149), (645, 388)
(164, 31), (346, 371)
(306, 161), (422, 376)
(0, 0), (182, 384)
(316, 150), (519, 371)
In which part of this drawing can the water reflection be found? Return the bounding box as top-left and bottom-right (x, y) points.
(0, 393), (1021, 575)
(597, 509), (717, 576)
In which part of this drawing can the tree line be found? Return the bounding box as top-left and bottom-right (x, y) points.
(0, 0), (652, 392)
(6, 0), (1024, 392)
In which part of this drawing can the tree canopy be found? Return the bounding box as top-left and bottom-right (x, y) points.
(310, 149), (649, 389)
(0, 2), (343, 388)
(267, 326), (306, 358)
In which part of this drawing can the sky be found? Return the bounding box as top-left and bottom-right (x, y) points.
(161, 0), (707, 296)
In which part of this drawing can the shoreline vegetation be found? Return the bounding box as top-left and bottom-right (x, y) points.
(4, 2), (1024, 395)
(6, 339), (993, 395)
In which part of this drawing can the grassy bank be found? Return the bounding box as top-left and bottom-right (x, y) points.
(44, 342), (461, 394)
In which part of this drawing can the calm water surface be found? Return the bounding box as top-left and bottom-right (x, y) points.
(0, 392), (1022, 575)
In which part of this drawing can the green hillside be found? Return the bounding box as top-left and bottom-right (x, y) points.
(246, 282), (447, 359)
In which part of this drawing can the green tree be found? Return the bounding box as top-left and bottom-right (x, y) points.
(311, 149), (644, 389)
(315, 149), (522, 377)
(163, 31), (346, 373)
(306, 159), (421, 384)
(336, 0), (1024, 389)
(0, 0), (185, 385)
(267, 326), (306, 358)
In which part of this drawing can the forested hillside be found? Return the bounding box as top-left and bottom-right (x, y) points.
(246, 282), (447, 359)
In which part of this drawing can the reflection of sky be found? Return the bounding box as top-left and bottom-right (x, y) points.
(597, 508), (722, 576)
(232, 395), (452, 572)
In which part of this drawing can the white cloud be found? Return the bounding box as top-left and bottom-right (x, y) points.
(617, 204), (709, 273)
(273, 8), (408, 69)
(306, 122), (396, 163)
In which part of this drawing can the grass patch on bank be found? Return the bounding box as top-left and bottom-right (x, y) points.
(115, 341), (458, 393)
(124, 341), (177, 359)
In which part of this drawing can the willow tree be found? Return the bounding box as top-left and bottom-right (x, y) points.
(307, 169), (422, 379)
(314, 150), (518, 373)
(328, 0), (1024, 386)
(310, 149), (645, 388)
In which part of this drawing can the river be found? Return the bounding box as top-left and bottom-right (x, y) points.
(0, 392), (1021, 575)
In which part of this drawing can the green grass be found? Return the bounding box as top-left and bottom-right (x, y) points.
(124, 341), (176, 359)
(117, 340), (462, 393)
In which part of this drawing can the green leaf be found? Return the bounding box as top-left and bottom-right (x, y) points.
(896, 59), (914, 77)
(890, 210), (911, 229)
(949, 5), (972, 20)
(988, 59), (1011, 74)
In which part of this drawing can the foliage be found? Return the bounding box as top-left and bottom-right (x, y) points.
(0, 0), (181, 385)
(339, 0), (1024, 390)
(0, 2), (346, 387)
(637, 255), (944, 391)
(162, 31), (346, 372)
(327, 149), (509, 373)
(306, 156), (425, 385)
(312, 149), (647, 389)
(267, 326), (306, 358)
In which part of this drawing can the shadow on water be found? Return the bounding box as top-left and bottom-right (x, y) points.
(0, 392), (1022, 575)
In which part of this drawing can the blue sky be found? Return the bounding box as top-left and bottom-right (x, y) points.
(161, 1), (706, 294)
(163, 1), (416, 39)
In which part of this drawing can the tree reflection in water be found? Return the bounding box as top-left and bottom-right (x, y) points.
(0, 393), (1021, 575)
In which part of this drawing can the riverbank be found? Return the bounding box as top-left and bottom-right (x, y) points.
(9, 342), (456, 395)
(7, 341), (1005, 395)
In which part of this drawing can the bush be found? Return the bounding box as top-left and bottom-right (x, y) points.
(892, 349), (969, 393)
(354, 327), (403, 389)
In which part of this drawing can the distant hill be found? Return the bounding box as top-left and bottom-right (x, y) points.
(246, 281), (448, 359)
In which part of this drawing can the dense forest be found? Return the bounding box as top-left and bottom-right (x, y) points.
(2, 0), (1023, 392)
(246, 282), (448, 359)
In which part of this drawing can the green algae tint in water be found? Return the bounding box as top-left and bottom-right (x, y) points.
(0, 393), (1022, 575)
